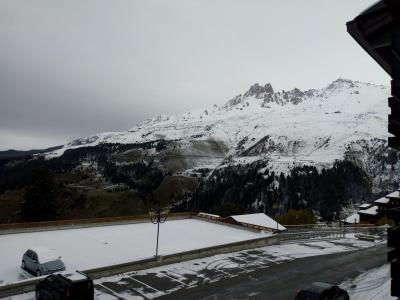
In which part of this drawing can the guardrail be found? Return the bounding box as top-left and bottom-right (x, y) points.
(279, 230), (343, 241)
(279, 225), (386, 241)
(283, 223), (380, 231)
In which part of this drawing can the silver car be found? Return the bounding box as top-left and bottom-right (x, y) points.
(21, 247), (65, 276)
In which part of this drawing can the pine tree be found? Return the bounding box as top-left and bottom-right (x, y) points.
(20, 168), (58, 222)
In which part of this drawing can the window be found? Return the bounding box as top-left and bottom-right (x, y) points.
(31, 252), (38, 261)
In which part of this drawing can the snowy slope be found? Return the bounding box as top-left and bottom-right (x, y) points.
(46, 78), (390, 173)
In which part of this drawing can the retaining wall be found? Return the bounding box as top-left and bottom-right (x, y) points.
(0, 212), (192, 235)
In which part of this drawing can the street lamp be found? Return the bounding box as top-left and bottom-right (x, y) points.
(149, 208), (169, 257)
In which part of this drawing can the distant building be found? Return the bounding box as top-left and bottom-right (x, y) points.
(358, 206), (378, 224)
(373, 190), (400, 220)
(374, 196), (391, 216)
(197, 212), (221, 221)
(357, 190), (400, 224)
(343, 213), (360, 225)
(222, 213), (286, 232)
(358, 203), (373, 210)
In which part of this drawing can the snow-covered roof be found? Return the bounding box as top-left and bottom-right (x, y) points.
(374, 197), (389, 204)
(358, 203), (372, 209)
(344, 213), (360, 224)
(197, 212), (221, 218)
(386, 191), (400, 198)
(31, 247), (60, 263)
(229, 213), (286, 231)
(358, 205), (378, 216)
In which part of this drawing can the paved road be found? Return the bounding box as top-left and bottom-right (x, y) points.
(159, 243), (387, 300)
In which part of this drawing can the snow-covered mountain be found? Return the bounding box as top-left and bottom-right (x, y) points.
(47, 78), (390, 175)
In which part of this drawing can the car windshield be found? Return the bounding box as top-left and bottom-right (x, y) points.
(32, 248), (59, 263)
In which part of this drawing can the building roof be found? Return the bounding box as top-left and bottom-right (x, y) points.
(374, 197), (390, 204)
(197, 212), (221, 218)
(229, 213), (286, 231)
(359, 203), (372, 209)
(344, 213), (360, 224)
(358, 205), (378, 216)
(386, 191), (400, 198)
(347, 0), (400, 77)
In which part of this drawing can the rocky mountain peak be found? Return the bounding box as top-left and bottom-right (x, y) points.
(244, 83), (274, 98)
(326, 78), (356, 90)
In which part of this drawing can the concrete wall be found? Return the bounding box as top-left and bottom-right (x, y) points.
(0, 213), (192, 235)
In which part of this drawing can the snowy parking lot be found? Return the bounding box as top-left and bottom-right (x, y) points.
(0, 218), (267, 285)
(2, 237), (387, 300)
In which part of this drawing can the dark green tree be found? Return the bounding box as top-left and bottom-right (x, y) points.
(20, 168), (58, 222)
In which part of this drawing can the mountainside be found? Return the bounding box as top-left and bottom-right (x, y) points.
(1, 78), (399, 223)
(0, 146), (62, 161)
(49, 78), (390, 174)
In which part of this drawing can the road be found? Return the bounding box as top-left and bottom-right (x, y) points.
(159, 243), (387, 300)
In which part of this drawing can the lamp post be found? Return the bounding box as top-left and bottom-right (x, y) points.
(149, 208), (168, 257)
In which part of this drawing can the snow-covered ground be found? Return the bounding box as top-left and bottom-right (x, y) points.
(340, 264), (396, 300)
(2, 236), (385, 300)
(0, 219), (267, 285)
(46, 79), (390, 174)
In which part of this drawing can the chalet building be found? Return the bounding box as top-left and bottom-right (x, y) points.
(197, 212), (221, 221)
(358, 203), (373, 210)
(385, 190), (400, 208)
(222, 213), (286, 232)
(358, 205), (378, 224)
(356, 190), (400, 224)
(373, 190), (400, 219)
(347, 0), (400, 296)
(374, 197), (391, 216)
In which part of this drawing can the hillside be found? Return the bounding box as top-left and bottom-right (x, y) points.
(0, 146), (62, 161)
(1, 78), (399, 223)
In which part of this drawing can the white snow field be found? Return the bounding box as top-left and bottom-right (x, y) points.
(340, 264), (396, 300)
(0, 219), (267, 285)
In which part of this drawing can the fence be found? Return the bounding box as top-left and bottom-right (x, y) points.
(279, 225), (386, 242)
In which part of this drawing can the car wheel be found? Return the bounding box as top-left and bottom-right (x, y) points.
(21, 261), (26, 270)
(36, 270), (42, 277)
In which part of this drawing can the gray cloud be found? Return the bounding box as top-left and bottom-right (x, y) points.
(0, 0), (389, 150)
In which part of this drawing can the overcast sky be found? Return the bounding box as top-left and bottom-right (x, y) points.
(0, 0), (389, 150)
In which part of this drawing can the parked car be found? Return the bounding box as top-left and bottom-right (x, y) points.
(35, 271), (94, 300)
(21, 247), (65, 276)
(295, 282), (349, 300)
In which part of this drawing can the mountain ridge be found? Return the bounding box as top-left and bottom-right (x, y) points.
(46, 78), (390, 176)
